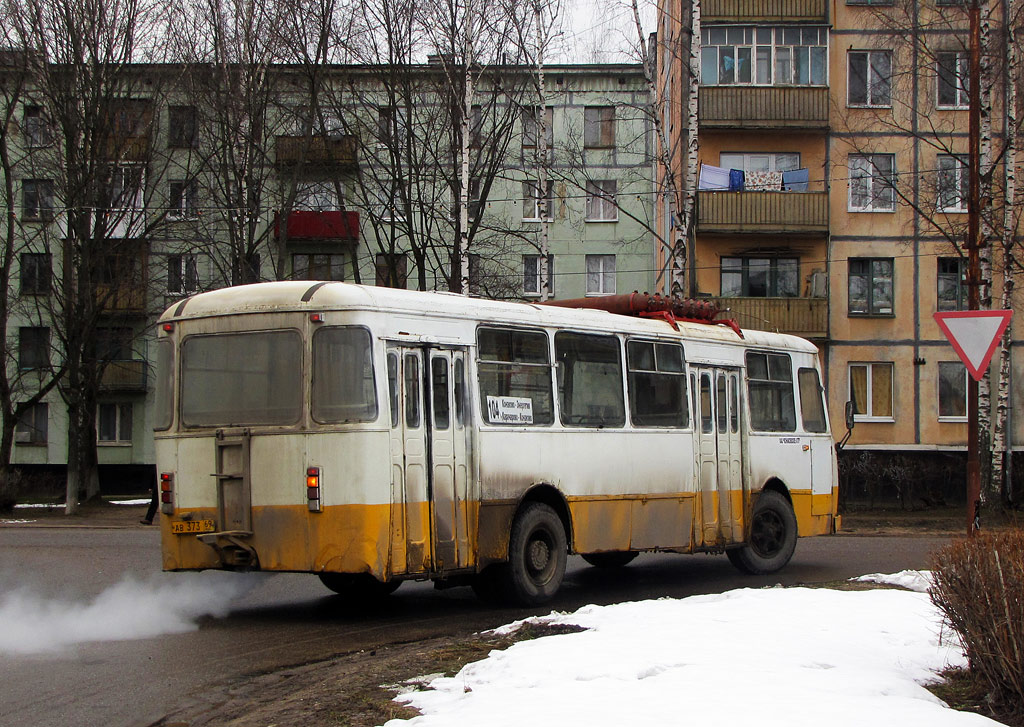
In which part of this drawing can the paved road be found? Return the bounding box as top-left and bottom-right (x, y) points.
(0, 527), (950, 727)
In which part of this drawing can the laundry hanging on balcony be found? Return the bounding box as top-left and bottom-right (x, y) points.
(728, 169), (744, 191)
(745, 170), (784, 191)
(782, 168), (810, 192)
(698, 163), (731, 190)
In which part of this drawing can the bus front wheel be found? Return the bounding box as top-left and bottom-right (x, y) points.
(505, 502), (567, 605)
(727, 490), (797, 575)
(318, 572), (401, 600)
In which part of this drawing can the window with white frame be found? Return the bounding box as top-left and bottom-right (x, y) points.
(20, 253), (51, 295)
(721, 257), (799, 297)
(586, 254), (616, 295)
(22, 179), (54, 220)
(377, 182), (406, 222)
(700, 26), (828, 86)
(97, 402), (133, 443)
(522, 106), (554, 149)
(167, 253), (199, 294)
(849, 362), (893, 421)
(523, 254), (554, 296)
(110, 165), (144, 210)
(522, 180), (553, 221)
(719, 152), (800, 174)
(848, 50), (892, 107)
(24, 105), (51, 147)
(848, 257), (894, 315)
(15, 402), (48, 444)
(377, 106), (406, 148)
(585, 180), (617, 221)
(293, 253), (346, 281)
(938, 361), (967, 419)
(168, 180), (198, 218)
(294, 180), (341, 210)
(849, 154), (895, 211)
(937, 155), (968, 212)
(584, 106), (615, 147)
(937, 257), (966, 311)
(937, 52), (969, 108)
(168, 105), (198, 148)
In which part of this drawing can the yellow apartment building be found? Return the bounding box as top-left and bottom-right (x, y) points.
(657, 0), (1021, 502)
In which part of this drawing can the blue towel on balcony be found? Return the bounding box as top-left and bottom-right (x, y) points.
(698, 164), (730, 190)
(729, 169), (744, 191)
(782, 168), (810, 192)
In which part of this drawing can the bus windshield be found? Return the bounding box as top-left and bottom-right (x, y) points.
(180, 330), (303, 427)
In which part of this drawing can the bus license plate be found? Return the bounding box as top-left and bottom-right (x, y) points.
(171, 519), (216, 535)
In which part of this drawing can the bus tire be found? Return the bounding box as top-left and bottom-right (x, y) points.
(727, 490), (797, 575)
(505, 502), (567, 606)
(318, 572), (401, 600)
(581, 551), (638, 568)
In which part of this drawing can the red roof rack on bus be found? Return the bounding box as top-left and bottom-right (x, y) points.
(539, 292), (743, 338)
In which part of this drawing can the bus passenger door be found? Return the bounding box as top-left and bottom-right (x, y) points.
(427, 349), (471, 572)
(387, 346), (431, 574)
(696, 368), (743, 545)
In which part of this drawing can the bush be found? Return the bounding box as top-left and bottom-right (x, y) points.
(930, 532), (1024, 722)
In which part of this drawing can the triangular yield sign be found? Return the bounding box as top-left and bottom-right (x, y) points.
(934, 310), (1013, 381)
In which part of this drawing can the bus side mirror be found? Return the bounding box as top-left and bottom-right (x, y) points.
(844, 400), (855, 431)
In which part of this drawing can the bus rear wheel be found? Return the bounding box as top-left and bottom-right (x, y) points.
(504, 502), (567, 606)
(726, 490), (797, 575)
(581, 551), (637, 568)
(318, 572), (401, 600)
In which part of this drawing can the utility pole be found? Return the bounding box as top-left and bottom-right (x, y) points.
(966, 0), (982, 536)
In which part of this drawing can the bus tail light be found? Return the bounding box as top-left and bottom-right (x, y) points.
(160, 473), (174, 514)
(306, 467), (322, 512)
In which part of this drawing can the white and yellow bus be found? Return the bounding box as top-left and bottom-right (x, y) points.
(154, 282), (839, 605)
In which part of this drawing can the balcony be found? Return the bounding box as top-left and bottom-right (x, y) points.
(699, 86), (829, 129)
(275, 135), (358, 167)
(95, 284), (146, 314)
(102, 135), (150, 162)
(697, 191), (828, 234)
(714, 296), (827, 339)
(702, 0), (827, 21)
(100, 360), (147, 391)
(275, 210), (359, 241)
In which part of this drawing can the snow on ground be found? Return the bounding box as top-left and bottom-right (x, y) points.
(853, 569), (933, 593)
(385, 583), (996, 727)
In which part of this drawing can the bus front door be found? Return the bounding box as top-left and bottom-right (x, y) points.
(696, 368), (744, 545)
(388, 345), (471, 576)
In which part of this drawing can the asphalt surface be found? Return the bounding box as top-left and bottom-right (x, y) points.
(0, 507), (954, 727)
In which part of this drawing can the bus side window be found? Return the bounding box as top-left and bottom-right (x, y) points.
(454, 358), (466, 428)
(432, 357), (450, 430)
(730, 374), (740, 433)
(388, 352), (399, 428)
(626, 340), (688, 427)
(700, 373), (713, 433)
(404, 354), (421, 428)
(554, 332), (625, 428)
(745, 351), (796, 432)
(477, 327), (554, 425)
(798, 367), (827, 433)
(716, 373), (728, 432)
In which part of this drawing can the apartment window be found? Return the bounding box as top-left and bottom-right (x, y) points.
(294, 181), (340, 210)
(93, 327), (133, 361)
(937, 155), (968, 212)
(168, 180), (198, 218)
(24, 105), (51, 147)
(938, 362), (967, 419)
(848, 258), (894, 315)
(22, 179), (54, 220)
(937, 52), (969, 108)
(468, 253), (482, 295)
(586, 254), (616, 295)
(522, 180), (553, 221)
(848, 50), (892, 107)
(470, 104), (483, 148)
(523, 254), (554, 296)
(232, 253), (261, 285)
(849, 154), (895, 211)
(375, 253), (408, 288)
(293, 253), (345, 281)
(377, 182), (406, 222)
(468, 177), (482, 219)
(377, 106), (406, 148)
(585, 180), (617, 221)
(522, 106), (554, 152)
(168, 105), (198, 148)
(20, 253), (51, 295)
(97, 402), (133, 443)
(719, 152), (800, 174)
(700, 25), (828, 86)
(15, 402), (48, 445)
(721, 257), (798, 297)
(849, 362), (893, 420)
(937, 257), (966, 311)
(584, 106), (615, 148)
(168, 253), (199, 294)
(110, 166), (144, 210)
(19, 327), (49, 369)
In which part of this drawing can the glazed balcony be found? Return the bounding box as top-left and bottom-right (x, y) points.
(100, 359), (147, 391)
(275, 210), (360, 241)
(275, 135), (358, 167)
(698, 86), (829, 129)
(697, 190), (828, 234)
(702, 0), (827, 21)
(714, 296), (828, 339)
(95, 284), (146, 314)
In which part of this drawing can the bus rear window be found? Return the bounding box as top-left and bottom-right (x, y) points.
(153, 338), (174, 431)
(312, 327), (378, 423)
(181, 330), (302, 427)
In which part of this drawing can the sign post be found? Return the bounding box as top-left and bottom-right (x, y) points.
(934, 310), (1013, 535)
